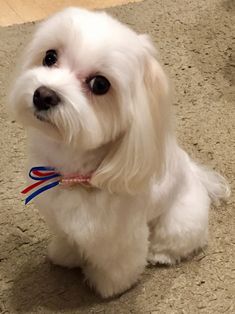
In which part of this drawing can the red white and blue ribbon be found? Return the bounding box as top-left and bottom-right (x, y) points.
(21, 166), (92, 205)
(21, 167), (61, 205)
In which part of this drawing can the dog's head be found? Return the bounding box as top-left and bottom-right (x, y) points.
(10, 8), (170, 193)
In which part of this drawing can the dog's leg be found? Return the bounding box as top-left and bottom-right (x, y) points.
(82, 225), (148, 298)
(148, 182), (209, 265)
(48, 236), (82, 268)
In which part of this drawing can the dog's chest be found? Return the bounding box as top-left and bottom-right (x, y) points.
(34, 185), (148, 245)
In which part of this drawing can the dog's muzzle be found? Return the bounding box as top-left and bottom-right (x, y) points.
(33, 86), (60, 111)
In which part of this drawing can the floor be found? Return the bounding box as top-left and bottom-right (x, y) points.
(0, 0), (141, 26)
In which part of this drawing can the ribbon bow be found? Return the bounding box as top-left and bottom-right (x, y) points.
(21, 166), (92, 205)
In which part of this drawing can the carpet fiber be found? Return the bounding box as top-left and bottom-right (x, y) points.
(0, 0), (234, 313)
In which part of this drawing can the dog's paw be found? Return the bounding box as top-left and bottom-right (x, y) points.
(85, 272), (134, 299)
(48, 237), (81, 268)
(147, 251), (179, 265)
(83, 264), (141, 298)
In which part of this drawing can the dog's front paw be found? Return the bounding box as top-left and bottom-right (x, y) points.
(147, 251), (179, 265)
(83, 263), (143, 298)
(48, 237), (81, 268)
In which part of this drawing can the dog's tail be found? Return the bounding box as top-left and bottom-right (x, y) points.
(193, 164), (230, 204)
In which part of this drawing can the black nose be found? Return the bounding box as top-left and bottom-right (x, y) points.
(33, 86), (60, 111)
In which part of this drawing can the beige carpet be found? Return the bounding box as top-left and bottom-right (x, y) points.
(0, 0), (234, 313)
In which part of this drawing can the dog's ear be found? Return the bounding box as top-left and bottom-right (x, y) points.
(92, 35), (170, 194)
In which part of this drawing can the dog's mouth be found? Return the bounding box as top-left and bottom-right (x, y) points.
(34, 111), (52, 124)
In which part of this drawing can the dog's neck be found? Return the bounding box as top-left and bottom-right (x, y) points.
(28, 130), (112, 176)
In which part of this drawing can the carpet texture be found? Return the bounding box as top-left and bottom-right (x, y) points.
(0, 0), (234, 313)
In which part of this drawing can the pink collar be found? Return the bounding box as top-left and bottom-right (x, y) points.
(60, 172), (93, 186)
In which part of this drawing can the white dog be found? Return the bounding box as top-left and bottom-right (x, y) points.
(10, 7), (230, 298)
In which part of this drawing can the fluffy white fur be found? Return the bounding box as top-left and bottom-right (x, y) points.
(10, 8), (230, 298)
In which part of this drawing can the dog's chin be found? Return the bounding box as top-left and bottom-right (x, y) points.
(27, 111), (63, 142)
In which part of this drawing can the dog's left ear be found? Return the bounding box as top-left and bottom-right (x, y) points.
(92, 35), (171, 194)
(139, 34), (171, 135)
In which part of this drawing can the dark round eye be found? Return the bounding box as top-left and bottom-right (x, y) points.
(43, 50), (57, 67)
(86, 75), (110, 95)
